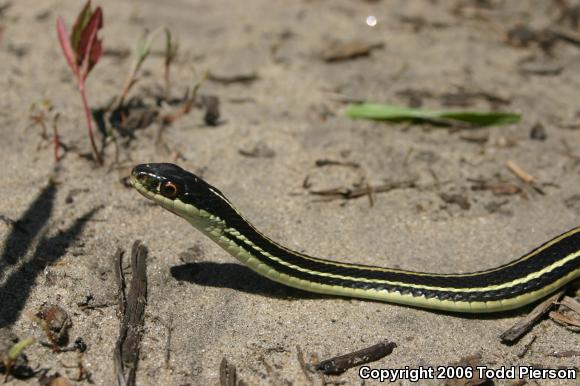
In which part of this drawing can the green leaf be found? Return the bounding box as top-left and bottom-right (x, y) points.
(164, 28), (179, 66)
(70, 0), (93, 55)
(135, 27), (163, 66)
(8, 337), (35, 360)
(346, 103), (521, 127)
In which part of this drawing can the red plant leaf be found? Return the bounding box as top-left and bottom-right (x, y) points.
(87, 7), (103, 72)
(56, 16), (78, 76)
(70, 0), (93, 58)
(78, 7), (103, 80)
(89, 37), (103, 72)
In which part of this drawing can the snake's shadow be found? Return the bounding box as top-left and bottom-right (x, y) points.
(170, 262), (329, 300)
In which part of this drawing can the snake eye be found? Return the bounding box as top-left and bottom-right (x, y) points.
(160, 181), (179, 198)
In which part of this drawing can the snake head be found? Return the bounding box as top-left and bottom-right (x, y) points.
(131, 163), (238, 230)
(131, 163), (194, 199)
(131, 163), (225, 207)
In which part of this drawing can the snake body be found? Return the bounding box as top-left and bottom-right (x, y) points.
(131, 163), (580, 313)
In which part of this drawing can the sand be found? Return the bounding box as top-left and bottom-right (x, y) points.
(1, 0), (579, 384)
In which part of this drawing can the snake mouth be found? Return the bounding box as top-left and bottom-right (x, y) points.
(130, 174), (153, 197)
(131, 173), (154, 190)
(131, 165), (164, 193)
(131, 165), (159, 185)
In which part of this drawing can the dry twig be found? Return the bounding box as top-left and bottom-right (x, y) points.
(309, 179), (416, 202)
(506, 160), (534, 184)
(549, 311), (580, 327)
(113, 241), (148, 386)
(315, 340), (397, 375)
(295, 345), (313, 383)
(505, 160), (544, 194)
(500, 290), (565, 343)
(560, 296), (580, 314)
(219, 357), (237, 386)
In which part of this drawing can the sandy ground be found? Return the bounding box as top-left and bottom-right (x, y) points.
(1, 0), (579, 385)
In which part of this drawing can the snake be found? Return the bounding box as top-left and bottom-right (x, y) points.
(130, 163), (580, 313)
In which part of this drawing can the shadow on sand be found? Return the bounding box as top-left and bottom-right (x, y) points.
(0, 182), (100, 328)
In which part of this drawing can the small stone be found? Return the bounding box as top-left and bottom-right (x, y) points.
(529, 122), (547, 141)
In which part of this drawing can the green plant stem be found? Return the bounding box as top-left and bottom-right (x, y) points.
(78, 81), (102, 165)
(164, 63), (170, 101)
(115, 59), (140, 110)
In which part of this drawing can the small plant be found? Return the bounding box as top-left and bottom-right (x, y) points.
(56, 0), (103, 165)
(53, 2), (212, 165)
(29, 100), (63, 162)
(164, 28), (179, 100)
(1, 337), (35, 382)
(109, 27), (206, 153)
(115, 27), (163, 110)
